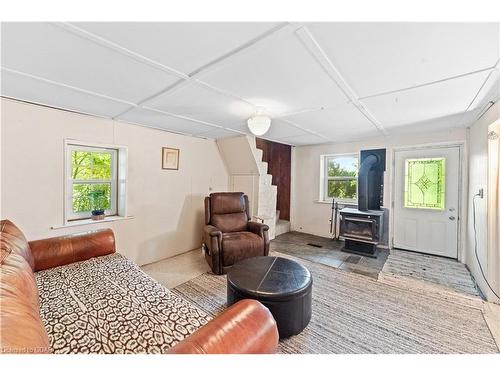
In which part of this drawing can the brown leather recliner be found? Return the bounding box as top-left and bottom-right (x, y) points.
(203, 192), (270, 275)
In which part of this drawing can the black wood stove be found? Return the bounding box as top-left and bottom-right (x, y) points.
(339, 208), (383, 257)
(339, 149), (386, 257)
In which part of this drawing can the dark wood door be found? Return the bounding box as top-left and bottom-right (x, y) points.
(256, 138), (291, 221)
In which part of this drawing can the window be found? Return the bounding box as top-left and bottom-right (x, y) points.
(65, 143), (118, 221)
(322, 155), (359, 202)
(404, 157), (445, 210)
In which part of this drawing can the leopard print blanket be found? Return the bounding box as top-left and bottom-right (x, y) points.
(35, 253), (210, 354)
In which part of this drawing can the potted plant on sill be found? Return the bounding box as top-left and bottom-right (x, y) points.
(88, 187), (107, 221)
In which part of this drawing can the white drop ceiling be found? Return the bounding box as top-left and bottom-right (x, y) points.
(1, 22), (499, 145)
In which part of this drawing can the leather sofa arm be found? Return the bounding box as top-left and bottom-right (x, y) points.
(167, 299), (279, 354)
(29, 229), (116, 272)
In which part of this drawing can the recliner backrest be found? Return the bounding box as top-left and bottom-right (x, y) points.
(207, 192), (250, 233)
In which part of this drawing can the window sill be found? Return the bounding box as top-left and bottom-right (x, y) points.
(314, 200), (358, 205)
(52, 215), (134, 229)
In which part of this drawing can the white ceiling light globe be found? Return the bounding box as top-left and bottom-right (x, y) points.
(247, 115), (271, 136)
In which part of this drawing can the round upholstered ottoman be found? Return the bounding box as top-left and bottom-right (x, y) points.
(227, 256), (312, 339)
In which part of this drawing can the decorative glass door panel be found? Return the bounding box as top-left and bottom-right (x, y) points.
(404, 158), (445, 210)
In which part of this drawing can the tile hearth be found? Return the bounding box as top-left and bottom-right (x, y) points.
(271, 231), (389, 279)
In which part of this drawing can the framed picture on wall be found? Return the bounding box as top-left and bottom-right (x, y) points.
(162, 147), (180, 170)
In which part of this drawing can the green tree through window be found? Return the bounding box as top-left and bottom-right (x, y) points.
(325, 156), (358, 200)
(68, 147), (116, 218)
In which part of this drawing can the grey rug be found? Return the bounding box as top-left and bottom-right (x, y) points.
(380, 249), (480, 297)
(172, 252), (498, 354)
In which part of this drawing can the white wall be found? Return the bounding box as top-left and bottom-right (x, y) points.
(0, 98), (228, 266)
(291, 127), (467, 249)
(217, 135), (260, 216)
(466, 101), (500, 302)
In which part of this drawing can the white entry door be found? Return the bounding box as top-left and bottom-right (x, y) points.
(393, 146), (460, 258)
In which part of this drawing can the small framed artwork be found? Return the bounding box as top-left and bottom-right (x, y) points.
(162, 147), (180, 170)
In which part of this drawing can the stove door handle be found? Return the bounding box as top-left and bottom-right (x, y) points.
(344, 217), (375, 223)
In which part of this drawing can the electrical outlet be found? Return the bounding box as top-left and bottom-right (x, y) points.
(478, 188), (484, 199)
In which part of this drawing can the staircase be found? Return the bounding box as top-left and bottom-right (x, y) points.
(217, 135), (278, 239)
(275, 209), (291, 237)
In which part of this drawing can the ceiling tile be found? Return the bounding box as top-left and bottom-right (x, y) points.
(116, 107), (217, 135)
(388, 110), (480, 135)
(72, 22), (279, 74)
(220, 118), (312, 139)
(281, 102), (380, 141)
(1, 69), (131, 118)
(468, 68), (500, 111)
(308, 23), (500, 97)
(1, 22), (178, 103)
(197, 128), (243, 139)
(199, 32), (349, 115)
(221, 120), (252, 133)
(261, 119), (310, 139)
(276, 133), (328, 146)
(143, 81), (255, 127)
(360, 69), (491, 129)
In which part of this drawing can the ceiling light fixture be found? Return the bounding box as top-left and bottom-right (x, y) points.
(247, 108), (271, 136)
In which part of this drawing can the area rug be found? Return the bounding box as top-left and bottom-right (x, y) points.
(172, 251), (498, 354)
(378, 249), (485, 310)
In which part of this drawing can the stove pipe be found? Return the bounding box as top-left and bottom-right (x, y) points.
(358, 149), (386, 211)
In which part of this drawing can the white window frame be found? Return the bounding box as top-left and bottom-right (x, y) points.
(65, 142), (119, 221)
(321, 153), (359, 203)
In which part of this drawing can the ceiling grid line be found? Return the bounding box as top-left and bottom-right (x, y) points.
(187, 23), (290, 77)
(141, 105), (225, 129)
(2, 22), (499, 145)
(55, 22), (190, 79)
(123, 22), (316, 133)
(54, 21), (327, 140)
(294, 26), (387, 135)
(359, 66), (496, 100)
(112, 78), (186, 119)
(57, 22), (292, 109)
(1, 67), (137, 106)
(0, 67), (238, 132)
(134, 23), (301, 112)
(278, 118), (332, 140)
(460, 57), (500, 125)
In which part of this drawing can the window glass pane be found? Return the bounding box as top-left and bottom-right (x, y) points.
(328, 179), (357, 200)
(404, 158), (445, 210)
(327, 156), (358, 177)
(72, 151), (112, 180)
(72, 183), (111, 213)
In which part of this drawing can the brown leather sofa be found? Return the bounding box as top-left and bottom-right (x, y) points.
(0, 219), (278, 354)
(203, 192), (270, 275)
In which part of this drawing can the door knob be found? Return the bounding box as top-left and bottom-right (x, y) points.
(449, 216), (456, 221)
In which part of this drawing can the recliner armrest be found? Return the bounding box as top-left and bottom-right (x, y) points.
(167, 299), (279, 354)
(203, 225), (222, 238)
(247, 221), (270, 256)
(203, 225), (223, 274)
(247, 221), (269, 237)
